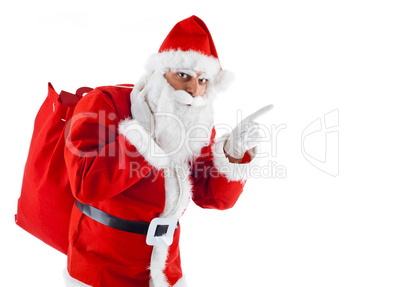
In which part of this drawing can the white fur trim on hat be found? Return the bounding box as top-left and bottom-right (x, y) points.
(212, 134), (262, 183)
(208, 69), (234, 93)
(146, 50), (234, 93)
(146, 50), (221, 77)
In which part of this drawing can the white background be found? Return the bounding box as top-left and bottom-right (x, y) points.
(1, 0), (401, 286)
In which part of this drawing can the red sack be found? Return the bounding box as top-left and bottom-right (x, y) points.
(15, 83), (93, 255)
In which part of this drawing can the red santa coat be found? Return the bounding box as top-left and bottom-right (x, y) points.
(64, 84), (255, 287)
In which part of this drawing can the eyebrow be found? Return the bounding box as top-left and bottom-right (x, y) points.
(171, 68), (212, 81)
(172, 68), (197, 78)
(199, 72), (211, 80)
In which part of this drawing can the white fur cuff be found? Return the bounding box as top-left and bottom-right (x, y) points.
(119, 118), (169, 170)
(212, 134), (262, 183)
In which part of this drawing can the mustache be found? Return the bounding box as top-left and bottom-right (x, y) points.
(172, 90), (206, 107)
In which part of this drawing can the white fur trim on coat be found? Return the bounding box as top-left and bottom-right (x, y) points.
(120, 118), (193, 286)
(64, 266), (187, 287)
(149, 164), (192, 287)
(119, 118), (170, 169)
(172, 275), (187, 287)
(149, 273), (187, 287)
(149, 244), (170, 287)
(212, 134), (262, 183)
(63, 267), (92, 287)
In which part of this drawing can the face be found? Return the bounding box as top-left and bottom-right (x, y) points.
(146, 70), (215, 165)
(164, 69), (208, 97)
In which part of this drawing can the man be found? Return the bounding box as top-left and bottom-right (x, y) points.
(64, 15), (269, 287)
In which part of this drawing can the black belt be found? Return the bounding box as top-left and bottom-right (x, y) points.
(75, 201), (177, 237)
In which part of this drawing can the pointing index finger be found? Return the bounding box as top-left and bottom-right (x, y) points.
(242, 104), (274, 123)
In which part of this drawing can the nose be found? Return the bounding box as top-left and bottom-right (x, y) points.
(186, 78), (203, 97)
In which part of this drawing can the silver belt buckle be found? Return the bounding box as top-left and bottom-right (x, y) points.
(146, 217), (177, 246)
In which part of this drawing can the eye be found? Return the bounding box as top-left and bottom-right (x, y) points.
(177, 72), (188, 79)
(199, 78), (208, 84)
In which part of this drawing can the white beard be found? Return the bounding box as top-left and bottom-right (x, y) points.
(145, 72), (215, 166)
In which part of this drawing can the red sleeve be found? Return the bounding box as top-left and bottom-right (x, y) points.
(190, 129), (251, 210)
(64, 89), (153, 204)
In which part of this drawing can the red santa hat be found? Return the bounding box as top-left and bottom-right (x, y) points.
(146, 15), (232, 88)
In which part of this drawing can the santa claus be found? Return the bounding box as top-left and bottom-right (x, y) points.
(63, 15), (271, 287)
